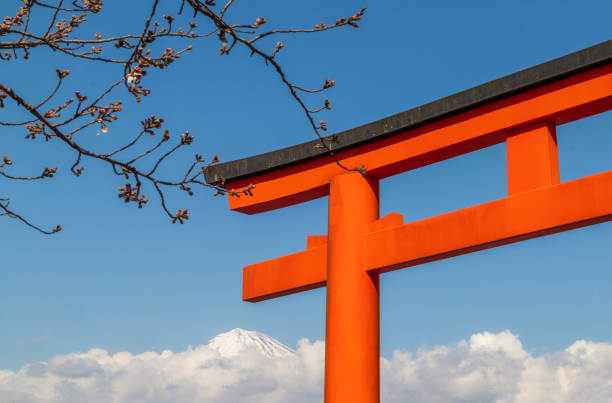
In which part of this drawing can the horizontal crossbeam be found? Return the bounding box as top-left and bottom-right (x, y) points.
(243, 171), (612, 302)
(205, 40), (612, 186)
(367, 170), (612, 273)
(243, 236), (327, 302)
(226, 65), (612, 214)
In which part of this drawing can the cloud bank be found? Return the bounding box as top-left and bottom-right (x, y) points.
(2, 329), (612, 402)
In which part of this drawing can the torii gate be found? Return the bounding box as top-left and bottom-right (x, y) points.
(205, 40), (612, 402)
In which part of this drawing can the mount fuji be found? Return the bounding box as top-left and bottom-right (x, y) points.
(207, 328), (296, 358)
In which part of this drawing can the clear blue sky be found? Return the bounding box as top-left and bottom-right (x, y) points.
(1, 0), (611, 372)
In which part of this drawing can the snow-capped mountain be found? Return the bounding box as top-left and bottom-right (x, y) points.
(207, 328), (296, 358)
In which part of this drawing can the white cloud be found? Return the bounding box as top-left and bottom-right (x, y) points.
(381, 331), (612, 403)
(2, 329), (612, 402)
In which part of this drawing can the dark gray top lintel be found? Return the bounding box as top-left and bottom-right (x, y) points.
(204, 39), (612, 185)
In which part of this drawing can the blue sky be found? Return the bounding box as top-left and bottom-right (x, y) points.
(1, 0), (611, 380)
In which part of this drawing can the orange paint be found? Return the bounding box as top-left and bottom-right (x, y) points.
(242, 171), (611, 302)
(325, 173), (380, 403)
(226, 62), (612, 402)
(366, 170), (612, 274)
(507, 122), (560, 195)
(228, 64), (612, 214)
(243, 242), (326, 302)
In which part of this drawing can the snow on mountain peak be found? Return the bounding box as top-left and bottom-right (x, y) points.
(207, 328), (295, 358)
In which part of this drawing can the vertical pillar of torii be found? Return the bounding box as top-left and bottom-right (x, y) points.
(204, 41), (612, 402)
(326, 173), (380, 402)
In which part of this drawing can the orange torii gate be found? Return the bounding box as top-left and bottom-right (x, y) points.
(205, 40), (612, 402)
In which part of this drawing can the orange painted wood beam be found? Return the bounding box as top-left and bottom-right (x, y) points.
(242, 214), (403, 302)
(507, 122), (560, 195)
(325, 173), (380, 403)
(243, 238), (327, 302)
(366, 170), (612, 274)
(227, 64), (612, 214)
(243, 171), (612, 301)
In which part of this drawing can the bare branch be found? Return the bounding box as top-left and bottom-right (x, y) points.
(0, 197), (61, 234)
(0, 0), (366, 234)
